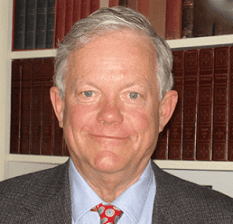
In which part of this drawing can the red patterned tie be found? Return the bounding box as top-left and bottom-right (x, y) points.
(91, 203), (123, 224)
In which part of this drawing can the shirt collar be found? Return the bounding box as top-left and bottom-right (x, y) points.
(69, 159), (154, 223)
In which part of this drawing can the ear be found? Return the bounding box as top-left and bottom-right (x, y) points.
(50, 86), (65, 128)
(158, 90), (178, 132)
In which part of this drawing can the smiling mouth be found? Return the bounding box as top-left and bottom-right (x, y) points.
(91, 134), (128, 140)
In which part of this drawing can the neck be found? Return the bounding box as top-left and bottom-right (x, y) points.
(73, 159), (149, 203)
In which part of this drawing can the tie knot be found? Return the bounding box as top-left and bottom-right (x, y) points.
(91, 203), (123, 224)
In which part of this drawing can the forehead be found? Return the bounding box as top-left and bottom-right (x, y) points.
(66, 30), (157, 84)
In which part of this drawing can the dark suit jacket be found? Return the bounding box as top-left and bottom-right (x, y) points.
(0, 159), (233, 223)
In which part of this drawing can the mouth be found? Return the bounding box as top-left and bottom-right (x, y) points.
(91, 134), (128, 140)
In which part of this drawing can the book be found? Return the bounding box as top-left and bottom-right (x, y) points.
(119, 0), (128, 6)
(35, 0), (48, 49)
(65, 0), (74, 35)
(109, 0), (119, 7)
(193, 0), (215, 37)
(168, 51), (184, 160)
(20, 59), (33, 154)
(46, 0), (56, 48)
(148, 0), (167, 38)
(73, 0), (82, 24)
(30, 59), (44, 154)
(137, 0), (149, 17)
(182, 50), (198, 160)
(229, 46), (233, 161)
(55, 0), (66, 46)
(41, 58), (54, 155)
(25, 0), (37, 49)
(152, 126), (169, 160)
(13, 0), (26, 50)
(10, 60), (22, 154)
(127, 0), (137, 10)
(182, 0), (194, 38)
(165, 0), (182, 40)
(81, 0), (91, 19)
(196, 48), (214, 160)
(90, 0), (100, 14)
(212, 47), (229, 161)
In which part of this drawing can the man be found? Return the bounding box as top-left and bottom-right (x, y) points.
(0, 6), (233, 224)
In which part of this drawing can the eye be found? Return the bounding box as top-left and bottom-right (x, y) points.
(83, 91), (94, 97)
(129, 92), (138, 99)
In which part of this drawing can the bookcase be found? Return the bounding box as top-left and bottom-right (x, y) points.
(1, 0), (233, 197)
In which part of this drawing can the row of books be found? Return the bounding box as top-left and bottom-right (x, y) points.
(13, 0), (233, 50)
(152, 46), (233, 161)
(13, 0), (100, 50)
(10, 46), (233, 160)
(10, 58), (69, 156)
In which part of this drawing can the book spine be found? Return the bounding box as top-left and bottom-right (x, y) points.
(13, 0), (26, 50)
(46, 0), (56, 48)
(90, 0), (100, 14)
(20, 59), (33, 154)
(10, 60), (22, 154)
(152, 128), (168, 160)
(25, 0), (37, 49)
(53, 115), (64, 155)
(55, 0), (66, 46)
(81, 0), (91, 19)
(73, 0), (81, 24)
(193, 0), (214, 37)
(137, 0), (149, 17)
(196, 48), (214, 160)
(182, 0), (194, 38)
(35, 0), (48, 49)
(41, 58), (55, 155)
(148, 0), (167, 38)
(168, 50), (184, 160)
(127, 0), (138, 10)
(109, 0), (119, 7)
(119, 0), (128, 6)
(30, 59), (44, 154)
(229, 46), (233, 161)
(165, 0), (182, 40)
(182, 50), (198, 160)
(65, 0), (74, 35)
(212, 47), (229, 161)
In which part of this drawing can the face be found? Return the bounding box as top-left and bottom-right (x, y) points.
(51, 30), (177, 175)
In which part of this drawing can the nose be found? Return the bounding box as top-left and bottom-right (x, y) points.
(97, 100), (124, 125)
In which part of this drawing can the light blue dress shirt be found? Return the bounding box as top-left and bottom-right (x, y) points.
(69, 159), (156, 224)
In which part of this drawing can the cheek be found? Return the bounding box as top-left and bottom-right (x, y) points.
(68, 104), (96, 129)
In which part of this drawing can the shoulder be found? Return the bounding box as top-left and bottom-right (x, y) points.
(151, 161), (233, 222)
(0, 160), (69, 217)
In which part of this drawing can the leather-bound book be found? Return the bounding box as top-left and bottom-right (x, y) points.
(165, 0), (182, 40)
(73, 0), (81, 24)
(196, 49), (214, 160)
(109, 0), (119, 7)
(212, 47), (229, 161)
(229, 46), (233, 161)
(30, 59), (44, 154)
(182, 0), (194, 38)
(81, 0), (90, 19)
(20, 59), (33, 154)
(65, 0), (74, 35)
(46, 0), (56, 48)
(41, 58), (55, 155)
(90, 0), (100, 14)
(10, 60), (23, 154)
(13, 0), (26, 50)
(55, 0), (66, 46)
(25, 0), (37, 49)
(168, 51), (184, 160)
(182, 50), (198, 160)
